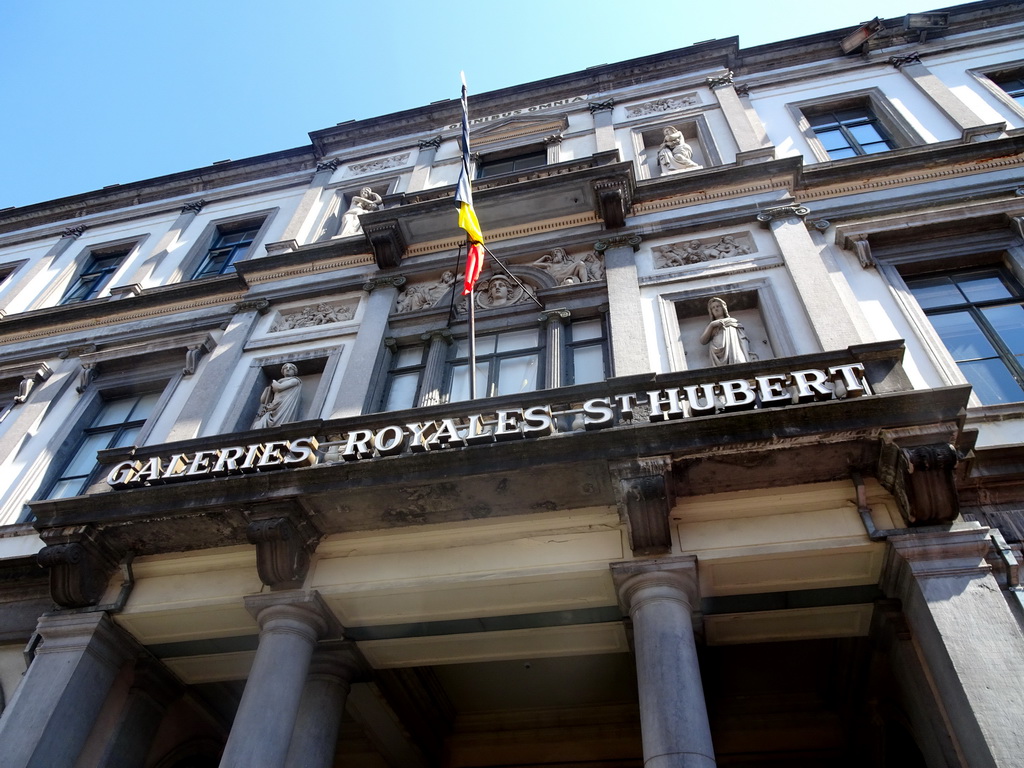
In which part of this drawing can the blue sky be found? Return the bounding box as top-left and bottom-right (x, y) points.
(1, 1), (939, 209)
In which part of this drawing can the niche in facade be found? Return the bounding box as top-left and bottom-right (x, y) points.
(675, 290), (776, 371)
(232, 350), (339, 432)
(636, 119), (719, 180)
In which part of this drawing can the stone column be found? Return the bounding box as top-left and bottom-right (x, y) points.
(611, 557), (715, 768)
(165, 298), (270, 441)
(276, 160), (342, 245)
(329, 276), (404, 418)
(541, 309), (570, 389)
(590, 100), (616, 154)
(0, 611), (136, 768)
(710, 84), (774, 164)
(407, 137), (442, 193)
(889, 54), (1005, 142)
(284, 644), (361, 768)
(417, 329), (453, 407)
(130, 200), (206, 286)
(882, 525), (1024, 768)
(0, 226), (86, 314)
(757, 205), (861, 351)
(219, 591), (338, 768)
(96, 660), (182, 768)
(597, 235), (650, 377)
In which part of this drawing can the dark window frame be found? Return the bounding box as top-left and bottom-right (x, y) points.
(475, 147), (547, 179)
(191, 222), (263, 280)
(904, 267), (1024, 405)
(59, 247), (132, 304)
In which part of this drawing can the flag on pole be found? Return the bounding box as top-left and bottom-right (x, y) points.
(455, 72), (484, 295)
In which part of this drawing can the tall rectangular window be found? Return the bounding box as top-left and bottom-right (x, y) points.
(45, 392), (161, 499)
(448, 329), (541, 402)
(905, 268), (1024, 404)
(807, 108), (896, 160)
(567, 318), (608, 385)
(60, 248), (129, 304)
(192, 223), (262, 279)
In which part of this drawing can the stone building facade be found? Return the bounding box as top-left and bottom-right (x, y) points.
(1, 3), (1024, 766)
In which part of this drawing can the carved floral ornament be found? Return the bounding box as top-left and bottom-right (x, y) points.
(652, 233), (756, 269)
(393, 249), (606, 315)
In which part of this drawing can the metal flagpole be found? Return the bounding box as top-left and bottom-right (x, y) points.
(468, 266), (477, 400)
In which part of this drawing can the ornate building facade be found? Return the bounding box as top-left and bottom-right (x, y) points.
(1, 3), (1024, 766)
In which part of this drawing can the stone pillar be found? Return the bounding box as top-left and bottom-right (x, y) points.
(889, 54), (1005, 142)
(417, 329), (453, 407)
(329, 277), (404, 418)
(881, 525), (1024, 768)
(611, 557), (715, 768)
(276, 160), (342, 245)
(757, 205), (861, 351)
(590, 100), (616, 153)
(597, 235), (649, 377)
(0, 226), (86, 314)
(284, 644), (361, 768)
(165, 298), (270, 441)
(0, 611), (136, 768)
(541, 309), (570, 389)
(407, 137), (442, 193)
(219, 591), (338, 768)
(710, 84), (774, 164)
(96, 659), (182, 768)
(130, 200), (206, 285)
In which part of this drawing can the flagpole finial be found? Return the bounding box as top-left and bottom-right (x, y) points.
(460, 71), (467, 88)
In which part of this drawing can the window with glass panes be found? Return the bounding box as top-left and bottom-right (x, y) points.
(476, 149), (547, 179)
(382, 345), (427, 412)
(993, 72), (1024, 105)
(60, 249), (129, 304)
(566, 318), (608, 385)
(192, 223), (262, 279)
(45, 392), (161, 499)
(905, 268), (1024, 404)
(807, 108), (896, 159)
(448, 329), (542, 402)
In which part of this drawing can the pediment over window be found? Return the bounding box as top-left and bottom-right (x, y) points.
(471, 114), (568, 149)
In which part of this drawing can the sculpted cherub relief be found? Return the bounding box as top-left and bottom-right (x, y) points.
(530, 248), (604, 284)
(653, 233), (753, 269)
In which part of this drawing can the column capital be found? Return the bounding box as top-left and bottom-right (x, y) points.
(363, 275), (407, 293)
(611, 555), (699, 615)
(244, 589), (343, 640)
(34, 611), (138, 666)
(308, 640), (364, 684)
(315, 158), (341, 173)
(756, 203), (810, 226)
(589, 99), (615, 114)
(539, 307), (571, 324)
(594, 234), (642, 253)
(180, 199), (206, 215)
(417, 136), (443, 150)
(888, 51), (922, 69)
(61, 225), (87, 239)
(419, 328), (453, 344)
(705, 69), (734, 89)
(230, 298), (271, 315)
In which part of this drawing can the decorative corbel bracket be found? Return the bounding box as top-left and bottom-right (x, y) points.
(10, 363), (52, 404)
(364, 220), (407, 270)
(245, 505), (323, 590)
(37, 526), (121, 608)
(593, 177), (632, 229)
(877, 440), (960, 525)
(610, 456), (676, 556)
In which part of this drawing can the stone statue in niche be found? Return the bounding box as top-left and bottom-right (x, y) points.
(531, 248), (593, 284)
(700, 297), (756, 367)
(657, 126), (702, 175)
(252, 363), (303, 429)
(271, 303), (354, 332)
(338, 187), (383, 237)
